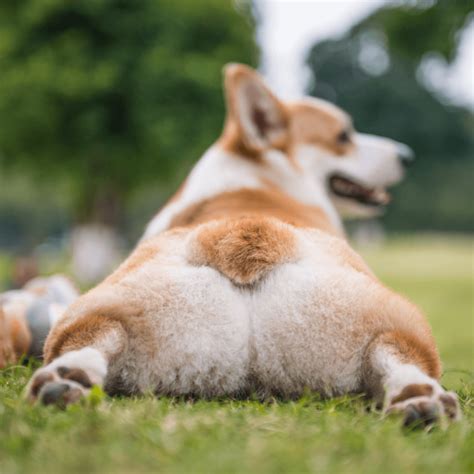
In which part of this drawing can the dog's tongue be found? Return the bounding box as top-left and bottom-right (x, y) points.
(330, 176), (390, 206)
(370, 188), (390, 205)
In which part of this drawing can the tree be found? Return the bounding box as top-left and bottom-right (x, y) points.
(0, 0), (257, 226)
(306, 0), (474, 231)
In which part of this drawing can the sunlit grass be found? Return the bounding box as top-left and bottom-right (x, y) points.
(0, 236), (473, 474)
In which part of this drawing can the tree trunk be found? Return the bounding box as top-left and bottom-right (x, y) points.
(70, 187), (125, 287)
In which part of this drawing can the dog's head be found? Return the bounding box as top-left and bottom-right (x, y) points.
(219, 64), (413, 218)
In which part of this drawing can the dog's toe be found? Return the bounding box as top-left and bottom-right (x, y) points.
(402, 400), (440, 428)
(38, 381), (86, 408)
(39, 382), (70, 406)
(439, 392), (460, 421)
(402, 404), (421, 427)
(28, 371), (55, 400)
(386, 387), (461, 429)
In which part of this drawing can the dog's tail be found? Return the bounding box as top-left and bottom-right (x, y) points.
(187, 217), (297, 286)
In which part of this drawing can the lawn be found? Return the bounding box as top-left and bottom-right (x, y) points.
(0, 236), (473, 474)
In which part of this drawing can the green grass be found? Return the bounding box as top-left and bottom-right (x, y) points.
(1, 236), (473, 474)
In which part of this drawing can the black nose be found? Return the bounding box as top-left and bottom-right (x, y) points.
(397, 144), (415, 167)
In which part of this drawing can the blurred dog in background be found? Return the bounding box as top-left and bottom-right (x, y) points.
(0, 275), (78, 367)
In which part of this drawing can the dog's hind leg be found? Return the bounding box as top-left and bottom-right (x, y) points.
(363, 330), (460, 427)
(25, 310), (127, 407)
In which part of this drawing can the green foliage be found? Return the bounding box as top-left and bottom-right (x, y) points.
(0, 237), (473, 474)
(0, 0), (257, 221)
(352, 0), (473, 63)
(306, 0), (474, 231)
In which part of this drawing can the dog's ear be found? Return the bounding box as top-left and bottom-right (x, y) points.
(223, 64), (288, 152)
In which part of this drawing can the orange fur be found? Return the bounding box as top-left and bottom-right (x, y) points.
(0, 308), (15, 367)
(0, 304), (31, 362)
(44, 313), (116, 362)
(10, 317), (32, 359)
(287, 101), (354, 156)
(379, 329), (441, 379)
(391, 383), (434, 404)
(169, 188), (338, 235)
(189, 217), (296, 285)
(57, 367), (93, 387)
(44, 297), (136, 362)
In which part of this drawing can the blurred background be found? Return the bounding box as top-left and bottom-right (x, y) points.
(0, 0), (472, 287)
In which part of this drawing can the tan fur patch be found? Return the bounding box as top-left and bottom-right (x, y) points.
(1, 303), (32, 362)
(10, 317), (32, 359)
(372, 329), (441, 380)
(44, 296), (136, 362)
(391, 383), (434, 404)
(169, 188), (338, 235)
(189, 217), (296, 285)
(57, 367), (93, 388)
(0, 307), (15, 368)
(287, 100), (354, 156)
(44, 313), (117, 362)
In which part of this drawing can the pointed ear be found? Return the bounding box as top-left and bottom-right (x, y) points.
(223, 64), (288, 152)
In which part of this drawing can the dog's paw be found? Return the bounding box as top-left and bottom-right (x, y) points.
(25, 348), (106, 407)
(386, 383), (460, 428)
(26, 365), (94, 407)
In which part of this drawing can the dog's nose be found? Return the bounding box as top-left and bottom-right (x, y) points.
(397, 143), (415, 167)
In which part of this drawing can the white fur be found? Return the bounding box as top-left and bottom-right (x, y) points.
(48, 303), (68, 327)
(102, 233), (250, 396)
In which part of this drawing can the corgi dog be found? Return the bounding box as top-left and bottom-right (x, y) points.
(25, 65), (459, 425)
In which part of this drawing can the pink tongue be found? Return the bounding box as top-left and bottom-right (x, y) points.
(333, 177), (390, 204)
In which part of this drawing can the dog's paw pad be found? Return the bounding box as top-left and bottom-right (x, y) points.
(27, 367), (93, 407)
(401, 399), (440, 428)
(38, 381), (85, 407)
(386, 385), (461, 428)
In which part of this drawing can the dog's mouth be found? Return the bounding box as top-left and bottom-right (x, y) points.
(329, 174), (390, 207)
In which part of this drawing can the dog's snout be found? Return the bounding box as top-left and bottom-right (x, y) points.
(397, 143), (415, 167)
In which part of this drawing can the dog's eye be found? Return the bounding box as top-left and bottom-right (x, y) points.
(337, 130), (351, 144)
